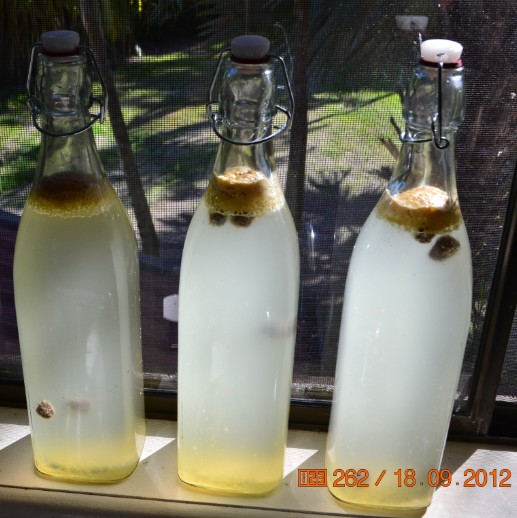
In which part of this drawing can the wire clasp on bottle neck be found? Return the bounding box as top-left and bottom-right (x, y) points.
(26, 43), (107, 138)
(396, 61), (449, 150)
(206, 48), (295, 146)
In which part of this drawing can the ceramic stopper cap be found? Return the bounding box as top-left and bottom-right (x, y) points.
(231, 35), (270, 60)
(41, 30), (80, 54)
(421, 39), (463, 64)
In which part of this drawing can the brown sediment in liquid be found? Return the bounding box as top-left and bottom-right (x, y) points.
(204, 166), (284, 217)
(429, 235), (461, 261)
(377, 185), (461, 234)
(36, 400), (55, 419)
(28, 171), (114, 217)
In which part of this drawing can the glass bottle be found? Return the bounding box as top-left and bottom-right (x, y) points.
(13, 30), (145, 482)
(177, 35), (299, 495)
(325, 39), (472, 510)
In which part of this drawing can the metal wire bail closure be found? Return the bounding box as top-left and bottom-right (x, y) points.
(397, 61), (450, 150)
(206, 48), (295, 146)
(26, 43), (108, 137)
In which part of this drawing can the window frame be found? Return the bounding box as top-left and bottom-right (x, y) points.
(449, 158), (517, 439)
(0, 3), (516, 443)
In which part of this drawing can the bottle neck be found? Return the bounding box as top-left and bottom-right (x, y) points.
(389, 130), (458, 202)
(36, 129), (104, 181)
(389, 60), (464, 202)
(213, 138), (275, 179)
(35, 51), (92, 126)
(212, 57), (276, 177)
(219, 59), (275, 142)
(33, 51), (105, 183)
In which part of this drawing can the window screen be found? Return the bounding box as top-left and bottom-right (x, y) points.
(0, 0), (516, 421)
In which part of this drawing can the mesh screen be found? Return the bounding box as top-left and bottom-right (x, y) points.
(0, 0), (516, 413)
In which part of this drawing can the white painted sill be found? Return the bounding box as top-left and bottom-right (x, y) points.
(0, 407), (516, 518)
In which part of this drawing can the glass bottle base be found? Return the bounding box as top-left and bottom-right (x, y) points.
(178, 471), (280, 496)
(327, 485), (431, 512)
(34, 460), (139, 484)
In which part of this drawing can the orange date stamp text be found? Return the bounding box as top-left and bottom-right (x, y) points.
(297, 468), (512, 488)
(298, 469), (327, 487)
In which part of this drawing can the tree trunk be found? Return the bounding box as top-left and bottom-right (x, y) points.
(79, 0), (161, 257)
(284, 0), (311, 232)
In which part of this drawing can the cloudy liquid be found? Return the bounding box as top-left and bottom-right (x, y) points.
(178, 167), (299, 494)
(326, 186), (472, 509)
(13, 172), (145, 482)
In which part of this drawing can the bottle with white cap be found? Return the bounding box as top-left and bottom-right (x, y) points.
(13, 30), (145, 482)
(177, 35), (299, 494)
(325, 39), (472, 509)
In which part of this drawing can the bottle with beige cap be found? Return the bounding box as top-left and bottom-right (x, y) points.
(325, 39), (472, 509)
(14, 30), (145, 482)
(177, 35), (299, 494)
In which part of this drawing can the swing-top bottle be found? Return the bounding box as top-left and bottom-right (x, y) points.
(177, 35), (299, 494)
(14, 30), (145, 482)
(326, 39), (472, 510)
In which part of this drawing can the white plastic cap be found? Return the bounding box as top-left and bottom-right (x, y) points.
(41, 30), (80, 54)
(420, 39), (463, 64)
(231, 35), (270, 60)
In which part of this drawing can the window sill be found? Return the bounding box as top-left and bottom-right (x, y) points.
(0, 407), (516, 518)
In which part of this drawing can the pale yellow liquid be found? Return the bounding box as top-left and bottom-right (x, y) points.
(178, 441), (285, 494)
(13, 172), (145, 482)
(178, 168), (299, 494)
